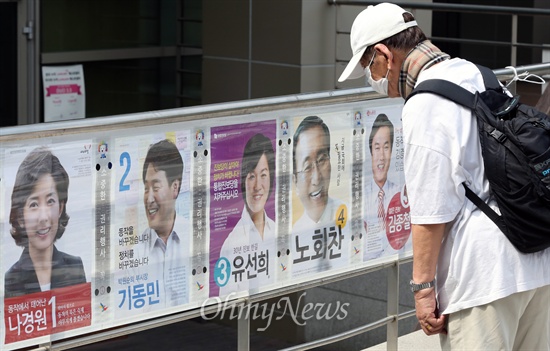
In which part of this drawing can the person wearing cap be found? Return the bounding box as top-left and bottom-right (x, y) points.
(340, 3), (550, 350)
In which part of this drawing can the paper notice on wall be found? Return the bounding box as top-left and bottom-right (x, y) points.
(42, 65), (85, 122)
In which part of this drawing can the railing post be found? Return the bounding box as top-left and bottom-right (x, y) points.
(507, 14), (519, 95)
(511, 14), (518, 67)
(386, 262), (399, 351)
(238, 302), (250, 351)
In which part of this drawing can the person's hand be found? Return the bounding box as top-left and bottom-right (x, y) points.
(414, 287), (447, 335)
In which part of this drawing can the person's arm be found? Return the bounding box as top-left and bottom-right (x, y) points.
(412, 223), (447, 335)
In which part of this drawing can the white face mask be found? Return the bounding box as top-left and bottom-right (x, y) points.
(364, 52), (390, 96)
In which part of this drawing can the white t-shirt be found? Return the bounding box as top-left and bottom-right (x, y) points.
(218, 208), (276, 296)
(403, 58), (550, 314)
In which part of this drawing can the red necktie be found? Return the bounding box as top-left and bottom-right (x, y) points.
(378, 188), (385, 230)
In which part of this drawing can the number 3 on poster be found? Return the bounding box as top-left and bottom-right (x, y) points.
(214, 257), (230, 287)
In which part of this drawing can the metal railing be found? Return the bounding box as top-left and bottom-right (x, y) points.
(331, 0), (550, 68)
(30, 259), (411, 351)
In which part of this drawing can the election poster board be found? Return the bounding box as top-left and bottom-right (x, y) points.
(0, 97), (409, 350)
(209, 120), (278, 297)
(2, 141), (94, 346)
(42, 65), (86, 122)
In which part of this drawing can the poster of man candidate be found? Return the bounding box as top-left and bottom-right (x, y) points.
(362, 105), (412, 261)
(2, 141), (94, 346)
(290, 112), (353, 278)
(113, 130), (192, 318)
(209, 120), (277, 297)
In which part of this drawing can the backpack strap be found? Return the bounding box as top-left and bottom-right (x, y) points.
(405, 64), (502, 106)
(462, 183), (507, 232)
(405, 79), (476, 109)
(475, 64), (502, 91)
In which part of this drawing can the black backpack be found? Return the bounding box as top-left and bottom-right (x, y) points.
(405, 64), (550, 253)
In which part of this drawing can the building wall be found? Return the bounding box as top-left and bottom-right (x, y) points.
(202, 0), (337, 104)
(202, 0), (438, 102)
(4, 0), (546, 126)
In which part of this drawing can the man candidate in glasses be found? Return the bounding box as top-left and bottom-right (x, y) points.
(291, 116), (349, 275)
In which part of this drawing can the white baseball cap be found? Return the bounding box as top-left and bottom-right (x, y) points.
(338, 3), (417, 82)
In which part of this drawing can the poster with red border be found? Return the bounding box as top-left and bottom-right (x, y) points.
(2, 141), (94, 345)
(362, 105), (412, 261)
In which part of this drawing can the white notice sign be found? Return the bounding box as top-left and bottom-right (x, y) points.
(42, 64), (85, 122)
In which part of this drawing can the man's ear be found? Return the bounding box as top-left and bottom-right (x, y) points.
(171, 179), (180, 198)
(373, 44), (393, 69)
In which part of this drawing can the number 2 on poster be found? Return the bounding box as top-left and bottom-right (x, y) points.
(119, 151), (131, 192)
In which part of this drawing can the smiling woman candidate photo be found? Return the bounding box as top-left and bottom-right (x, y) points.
(234, 133), (276, 240)
(4, 147), (86, 298)
(218, 133), (276, 294)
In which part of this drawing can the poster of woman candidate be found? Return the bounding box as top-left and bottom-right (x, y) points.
(2, 140), (94, 345)
(362, 105), (412, 261)
(113, 130), (192, 319)
(209, 120), (277, 297)
(290, 112), (353, 278)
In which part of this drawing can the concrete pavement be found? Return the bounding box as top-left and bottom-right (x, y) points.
(364, 330), (442, 351)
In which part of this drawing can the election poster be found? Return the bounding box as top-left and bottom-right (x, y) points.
(2, 141), (94, 345)
(289, 112), (353, 278)
(209, 120), (277, 297)
(42, 65), (85, 122)
(362, 105), (412, 261)
(113, 130), (193, 318)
